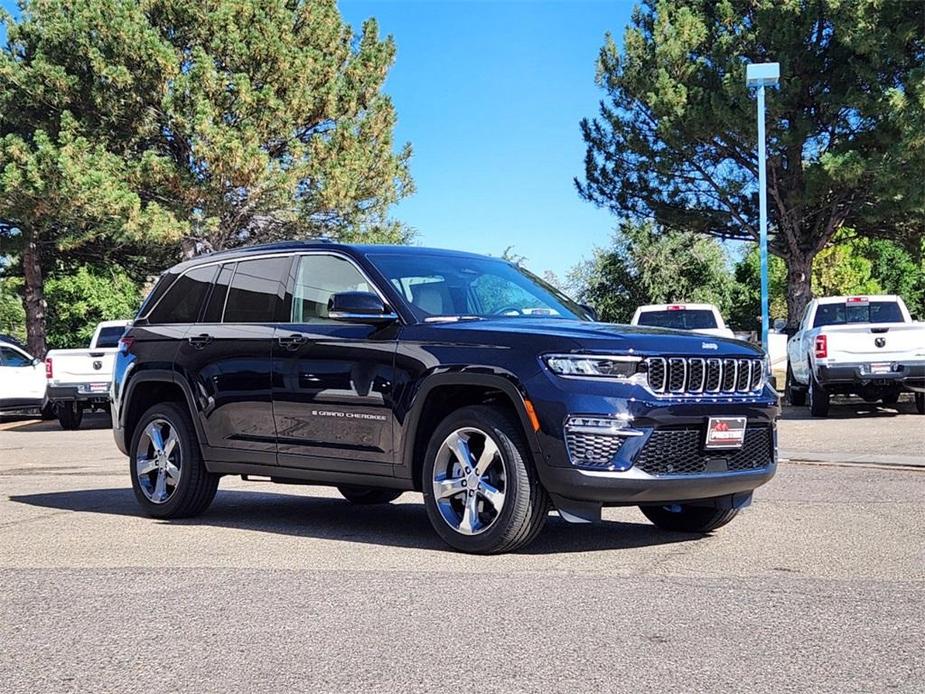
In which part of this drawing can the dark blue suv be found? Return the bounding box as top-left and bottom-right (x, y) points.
(112, 241), (779, 553)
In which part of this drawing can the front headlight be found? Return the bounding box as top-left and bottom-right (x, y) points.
(543, 354), (642, 379)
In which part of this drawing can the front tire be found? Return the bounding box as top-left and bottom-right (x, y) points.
(57, 402), (83, 430)
(808, 370), (830, 417)
(129, 403), (219, 519)
(337, 486), (403, 505)
(422, 405), (549, 554)
(916, 392), (924, 415)
(640, 503), (738, 533)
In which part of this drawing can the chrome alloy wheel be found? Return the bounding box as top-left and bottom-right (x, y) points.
(136, 419), (181, 504)
(432, 427), (507, 536)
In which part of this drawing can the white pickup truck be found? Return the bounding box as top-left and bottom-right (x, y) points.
(786, 295), (925, 416)
(631, 303), (736, 339)
(45, 320), (131, 429)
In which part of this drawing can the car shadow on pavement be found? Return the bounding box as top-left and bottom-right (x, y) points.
(10, 487), (699, 555)
(780, 398), (919, 420)
(0, 412), (112, 432)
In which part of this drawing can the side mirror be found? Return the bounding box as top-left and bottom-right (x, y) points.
(579, 303), (599, 322)
(33, 357), (42, 367)
(328, 291), (398, 324)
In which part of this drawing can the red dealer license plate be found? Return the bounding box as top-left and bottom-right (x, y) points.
(705, 417), (747, 450)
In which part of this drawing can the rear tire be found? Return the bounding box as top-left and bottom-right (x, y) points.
(129, 403), (219, 519)
(57, 402), (83, 430)
(916, 392), (924, 415)
(808, 370), (829, 417)
(337, 486), (403, 505)
(786, 363), (806, 406)
(422, 405), (549, 554)
(640, 503), (738, 533)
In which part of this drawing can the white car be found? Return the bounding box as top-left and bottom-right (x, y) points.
(785, 295), (925, 416)
(631, 303), (736, 339)
(45, 319), (131, 429)
(0, 340), (47, 414)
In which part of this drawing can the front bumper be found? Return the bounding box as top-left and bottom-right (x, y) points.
(540, 463), (776, 505)
(524, 370), (780, 516)
(816, 360), (925, 391)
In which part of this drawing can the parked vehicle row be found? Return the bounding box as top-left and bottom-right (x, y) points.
(44, 320), (131, 429)
(785, 295), (925, 416)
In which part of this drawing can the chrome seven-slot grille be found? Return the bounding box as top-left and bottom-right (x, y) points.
(645, 357), (763, 395)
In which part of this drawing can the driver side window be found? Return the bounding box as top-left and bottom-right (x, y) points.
(291, 255), (372, 322)
(1, 346), (31, 367)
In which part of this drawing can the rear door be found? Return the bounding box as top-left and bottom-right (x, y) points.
(174, 255), (292, 465)
(272, 253), (399, 474)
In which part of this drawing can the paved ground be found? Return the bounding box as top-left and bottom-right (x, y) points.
(779, 393), (925, 466)
(1, 408), (923, 693)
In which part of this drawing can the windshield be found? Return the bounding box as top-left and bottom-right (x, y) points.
(636, 309), (718, 330)
(368, 253), (587, 321)
(813, 301), (905, 328)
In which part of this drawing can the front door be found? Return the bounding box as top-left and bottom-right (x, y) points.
(0, 345), (45, 405)
(272, 253), (399, 474)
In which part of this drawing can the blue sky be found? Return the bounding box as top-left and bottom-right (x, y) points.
(1, 0), (636, 278)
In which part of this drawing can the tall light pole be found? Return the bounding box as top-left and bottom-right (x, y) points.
(746, 62), (779, 355)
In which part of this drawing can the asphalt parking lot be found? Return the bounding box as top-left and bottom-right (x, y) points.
(2, 398), (923, 693)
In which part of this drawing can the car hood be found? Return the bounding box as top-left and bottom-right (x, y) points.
(428, 318), (762, 357)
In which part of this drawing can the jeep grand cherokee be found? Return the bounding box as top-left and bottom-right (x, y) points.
(112, 241), (779, 554)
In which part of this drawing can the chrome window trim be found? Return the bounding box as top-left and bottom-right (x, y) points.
(141, 250), (399, 325)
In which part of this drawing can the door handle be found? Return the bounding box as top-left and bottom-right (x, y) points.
(188, 333), (213, 350)
(278, 334), (307, 351)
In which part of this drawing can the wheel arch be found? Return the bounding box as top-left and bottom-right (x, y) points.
(120, 371), (205, 452)
(399, 372), (542, 491)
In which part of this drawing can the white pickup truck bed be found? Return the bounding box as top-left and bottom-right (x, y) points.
(786, 295), (925, 416)
(45, 320), (131, 429)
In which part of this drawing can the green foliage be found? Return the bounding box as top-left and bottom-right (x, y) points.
(811, 243), (881, 298)
(728, 233), (925, 328)
(728, 247), (788, 331)
(578, 0), (925, 326)
(44, 266), (141, 349)
(0, 273), (25, 340)
(0, 0), (413, 351)
(1, 0), (413, 253)
(568, 221), (736, 324)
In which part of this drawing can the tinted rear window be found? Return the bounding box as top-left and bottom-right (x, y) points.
(95, 326), (126, 348)
(147, 265), (217, 324)
(637, 309), (718, 330)
(223, 256), (291, 323)
(813, 301), (905, 328)
(202, 263), (235, 323)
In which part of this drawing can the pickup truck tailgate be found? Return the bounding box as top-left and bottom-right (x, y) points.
(47, 349), (118, 384)
(822, 323), (925, 361)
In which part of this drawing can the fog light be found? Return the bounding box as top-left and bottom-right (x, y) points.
(563, 415), (641, 470)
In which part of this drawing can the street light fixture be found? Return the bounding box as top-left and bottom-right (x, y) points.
(746, 62), (779, 355)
